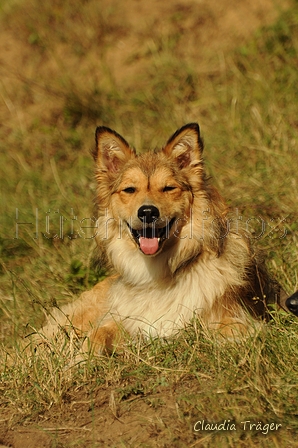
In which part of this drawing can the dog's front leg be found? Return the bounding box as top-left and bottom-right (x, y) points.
(82, 320), (123, 355)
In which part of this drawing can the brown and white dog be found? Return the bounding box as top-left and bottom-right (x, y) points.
(37, 123), (295, 354)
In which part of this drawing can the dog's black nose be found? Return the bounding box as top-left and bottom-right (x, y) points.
(286, 291), (298, 316)
(138, 205), (160, 223)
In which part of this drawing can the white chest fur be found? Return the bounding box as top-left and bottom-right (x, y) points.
(107, 242), (246, 337)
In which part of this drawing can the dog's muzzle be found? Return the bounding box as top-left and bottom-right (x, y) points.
(127, 205), (176, 255)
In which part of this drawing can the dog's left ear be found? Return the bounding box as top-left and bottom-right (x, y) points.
(94, 126), (135, 172)
(163, 123), (203, 168)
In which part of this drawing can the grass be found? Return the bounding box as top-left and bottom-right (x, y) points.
(1, 0), (298, 446)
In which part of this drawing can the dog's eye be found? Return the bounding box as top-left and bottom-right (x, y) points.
(163, 186), (176, 192)
(123, 187), (136, 194)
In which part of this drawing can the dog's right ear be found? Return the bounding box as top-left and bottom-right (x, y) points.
(93, 126), (135, 172)
(163, 123), (203, 169)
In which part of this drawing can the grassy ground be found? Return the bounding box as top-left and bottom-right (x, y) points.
(0, 0), (298, 446)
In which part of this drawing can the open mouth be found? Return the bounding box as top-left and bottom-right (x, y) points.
(127, 218), (176, 255)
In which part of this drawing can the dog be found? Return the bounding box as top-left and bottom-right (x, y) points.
(37, 123), (295, 355)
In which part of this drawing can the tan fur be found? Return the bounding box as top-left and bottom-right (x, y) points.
(37, 123), (289, 355)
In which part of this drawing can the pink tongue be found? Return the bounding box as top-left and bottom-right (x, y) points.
(139, 237), (159, 255)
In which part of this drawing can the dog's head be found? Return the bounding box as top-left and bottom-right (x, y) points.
(285, 291), (298, 317)
(93, 123), (206, 256)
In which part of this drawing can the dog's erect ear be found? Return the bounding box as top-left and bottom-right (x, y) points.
(94, 126), (135, 172)
(163, 123), (203, 168)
